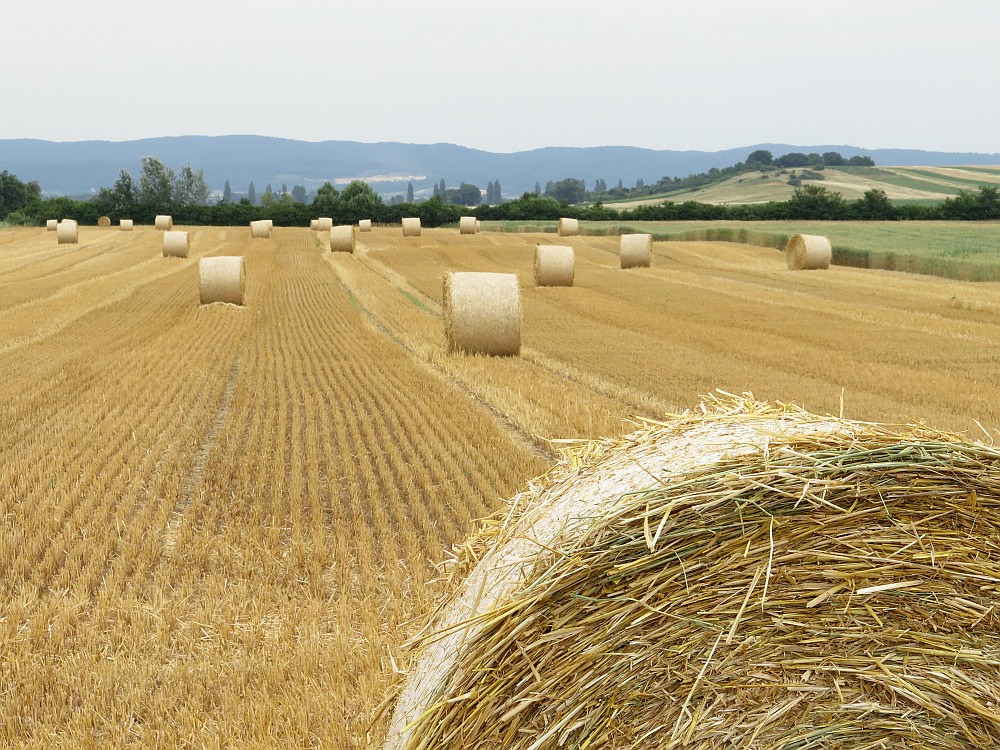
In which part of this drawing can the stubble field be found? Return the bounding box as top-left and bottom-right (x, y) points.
(2, 222), (1000, 747)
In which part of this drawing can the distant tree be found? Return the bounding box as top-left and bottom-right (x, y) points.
(786, 184), (848, 219)
(137, 156), (174, 207)
(0, 170), (42, 220)
(222, 179), (233, 203)
(545, 180), (554, 194)
(103, 169), (136, 214)
(534, 181), (541, 195)
(774, 152), (810, 168)
(406, 181), (414, 202)
(822, 151), (847, 167)
(247, 181), (257, 206)
(616, 178), (624, 190)
(291, 184), (307, 203)
(635, 178), (645, 189)
(439, 178), (446, 196)
(390, 194), (405, 205)
(432, 182), (440, 198)
(443, 182), (482, 206)
(854, 188), (895, 219)
(280, 184), (288, 196)
(494, 180), (501, 202)
(546, 178), (586, 204)
(593, 178), (607, 193)
(847, 155), (876, 167)
(173, 164), (210, 206)
(312, 181), (340, 216)
(340, 179), (384, 218)
(263, 183), (273, 202)
(746, 149), (773, 167)
(485, 180), (494, 204)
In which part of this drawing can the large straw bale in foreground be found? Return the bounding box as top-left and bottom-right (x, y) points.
(199, 256), (245, 305)
(162, 231), (189, 257)
(387, 394), (1000, 750)
(250, 220), (270, 239)
(620, 232), (653, 268)
(56, 220), (78, 244)
(358, 219), (372, 232)
(533, 245), (574, 286)
(316, 217), (333, 231)
(97, 215), (111, 227)
(330, 225), (355, 253)
(119, 219), (134, 231)
(557, 217), (578, 236)
(46, 219), (57, 231)
(459, 216), (477, 234)
(443, 272), (521, 355)
(154, 214), (173, 231)
(402, 217), (421, 237)
(786, 233), (832, 270)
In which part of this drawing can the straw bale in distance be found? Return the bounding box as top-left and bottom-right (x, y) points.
(387, 393), (1000, 750)
(358, 219), (373, 232)
(46, 219), (57, 231)
(330, 225), (355, 253)
(162, 230), (189, 258)
(786, 233), (832, 270)
(317, 217), (333, 231)
(154, 214), (173, 231)
(97, 215), (111, 227)
(309, 219), (319, 230)
(442, 271), (521, 356)
(199, 256), (245, 305)
(533, 245), (575, 287)
(402, 217), (421, 237)
(620, 233), (653, 268)
(459, 216), (478, 234)
(119, 219), (134, 231)
(56, 220), (78, 244)
(557, 217), (578, 236)
(250, 220), (271, 239)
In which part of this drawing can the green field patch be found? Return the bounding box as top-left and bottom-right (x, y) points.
(896, 168), (1000, 190)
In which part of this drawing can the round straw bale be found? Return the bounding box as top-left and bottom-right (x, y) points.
(317, 217), (333, 231)
(56, 220), (78, 244)
(402, 217), (421, 237)
(620, 232), (653, 268)
(533, 245), (575, 286)
(459, 216), (477, 234)
(46, 219), (58, 231)
(443, 271), (521, 356)
(386, 394), (1000, 750)
(786, 233), (832, 270)
(557, 217), (578, 236)
(154, 214), (173, 231)
(250, 219), (270, 239)
(358, 219), (373, 232)
(162, 230), (189, 258)
(330, 225), (355, 253)
(119, 219), (134, 231)
(264, 219), (274, 233)
(309, 219), (319, 230)
(97, 215), (111, 227)
(199, 256), (245, 305)
(476, 219), (481, 232)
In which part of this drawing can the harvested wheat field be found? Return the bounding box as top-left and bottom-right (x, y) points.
(3, 222), (1000, 748)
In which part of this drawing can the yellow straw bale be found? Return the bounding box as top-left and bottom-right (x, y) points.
(557, 217), (579, 236)
(459, 216), (478, 234)
(162, 230), (189, 258)
(199, 256), (245, 305)
(402, 217), (421, 237)
(443, 271), (521, 356)
(620, 233), (653, 268)
(46, 219), (57, 231)
(533, 245), (575, 287)
(358, 219), (373, 232)
(309, 219), (319, 230)
(119, 219), (134, 231)
(97, 215), (111, 227)
(56, 220), (78, 244)
(786, 233), (832, 270)
(154, 214), (173, 231)
(250, 220), (271, 239)
(317, 217), (333, 231)
(330, 225), (355, 253)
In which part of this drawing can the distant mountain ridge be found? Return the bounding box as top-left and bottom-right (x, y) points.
(1, 135), (998, 198)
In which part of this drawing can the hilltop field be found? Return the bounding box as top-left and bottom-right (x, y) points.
(2, 222), (1000, 747)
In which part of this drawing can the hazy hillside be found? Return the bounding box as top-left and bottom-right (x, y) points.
(1, 135), (998, 198)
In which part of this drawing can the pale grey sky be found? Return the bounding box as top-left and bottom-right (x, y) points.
(4, 0), (999, 153)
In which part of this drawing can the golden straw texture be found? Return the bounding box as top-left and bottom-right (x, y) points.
(786, 233), (833, 270)
(97, 216), (111, 228)
(309, 219), (319, 230)
(557, 217), (578, 236)
(162, 231), (189, 258)
(154, 215), (173, 231)
(119, 219), (134, 231)
(250, 220), (271, 239)
(402, 217), (422, 237)
(330, 225), (355, 253)
(199, 256), (245, 305)
(620, 233), (653, 268)
(56, 220), (78, 244)
(533, 245), (575, 287)
(46, 219), (58, 231)
(359, 219), (373, 232)
(442, 272), (521, 356)
(388, 394), (1000, 750)
(317, 217), (333, 231)
(459, 216), (478, 234)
